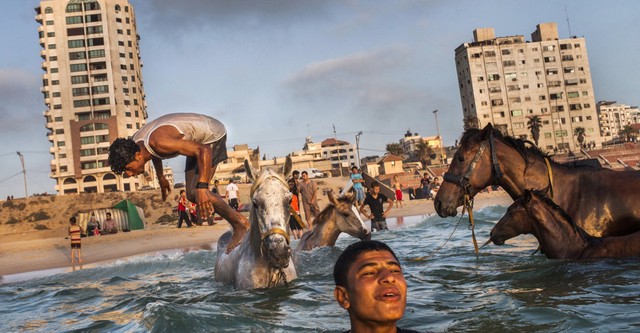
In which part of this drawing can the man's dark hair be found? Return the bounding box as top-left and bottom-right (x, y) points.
(180, 189), (186, 195)
(106, 212), (112, 217)
(352, 166), (358, 171)
(108, 138), (140, 174)
(292, 170), (300, 175)
(69, 216), (77, 224)
(333, 240), (400, 288)
(301, 171), (308, 176)
(370, 182), (380, 189)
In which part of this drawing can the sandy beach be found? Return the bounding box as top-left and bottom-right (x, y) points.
(0, 178), (511, 278)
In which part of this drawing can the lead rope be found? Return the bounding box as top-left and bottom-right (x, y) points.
(410, 210), (466, 261)
(268, 268), (289, 288)
(465, 193), (479, 259)
(544, 157), (554, 199)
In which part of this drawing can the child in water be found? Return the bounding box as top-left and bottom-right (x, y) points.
(68, 216), (82, 263)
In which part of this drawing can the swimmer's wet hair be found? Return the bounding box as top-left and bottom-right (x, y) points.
(108, 138), (140, 174)
(333, 240), (400, 288)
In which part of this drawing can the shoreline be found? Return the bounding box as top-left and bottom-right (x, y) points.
(0, 191), (512, 280)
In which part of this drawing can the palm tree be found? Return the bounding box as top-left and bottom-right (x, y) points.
(415, 141), (435, 169)
(574, 127), (586, 147)
(385, 143), (403, 156)
(463, 116), (480, 131)
(619, 125), (635, 142)
(527, 116), (542, 146)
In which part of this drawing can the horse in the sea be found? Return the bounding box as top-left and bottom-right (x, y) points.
(435, 123), (640, 237)
(488, 190), (640, 259)
(295, 191), (371, 252)
(215, 158), (296, 290)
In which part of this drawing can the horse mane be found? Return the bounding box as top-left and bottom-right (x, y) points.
(460, 127), (597, 169)
(529, 190), (592, 239)
(313, 195), (351, 227)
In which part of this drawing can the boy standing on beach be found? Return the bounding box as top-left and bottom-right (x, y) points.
(68, 217), (82, 263)
(359, 183), (393, 232)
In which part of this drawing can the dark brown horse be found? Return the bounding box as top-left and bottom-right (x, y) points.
(489, 190), (640, 259)
(295, 192), (371, 252)
(435, 123), (640, 237)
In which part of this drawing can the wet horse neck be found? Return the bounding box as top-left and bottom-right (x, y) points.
(494, 140), (572, 200)
(529, 199), (591, 259)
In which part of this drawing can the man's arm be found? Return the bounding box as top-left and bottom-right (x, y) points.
(151, 156), (171, 201)
(383, 197), (393, 217)
(359, 202), (371, 220)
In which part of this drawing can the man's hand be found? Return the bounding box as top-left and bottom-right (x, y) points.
(159, 178), (171, 201)
(197, 189), (215, 218)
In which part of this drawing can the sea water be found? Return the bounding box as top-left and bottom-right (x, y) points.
(2, 205), (640, 332)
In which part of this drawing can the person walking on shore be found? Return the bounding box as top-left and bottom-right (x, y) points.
(108, 113), (249, 252)
(226, 179), (240, 211)
(298, 171), (320, 226)
(177, 190), (193, 228)
(68, 217), (82, 263)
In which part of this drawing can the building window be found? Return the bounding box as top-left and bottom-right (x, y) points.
(85, 14), (102, 23)
(70, 63), (87, 72)
(51, 80), (59, 85)
(47, 32), (55, 37)
(80, 149), (96, 157)
(544, 56), (556, 63)
(66, 3), (82, 12)
(93, 97), (110, 106)
(69, 51), (86, 60)
(47, 44), (56, 49)
(550, 92), (563, 100)
(567, 92), (579, 99)
(84, 2), (100, 11)
(127, 124), (133, 129)
(93, 74), (108, 82)
(502, 60), (516, 67)
(71, 75), (88, 84)
(501, 49), (511, 55)
(491, 99), (503, 106)
(74, 99), (91, 108)
(546, 68), (558, 75)
(87, 37), (104, 46)
(542, 45), (555, 52)
(95, 135), (110, 143)
(511, 110), (523, 117)
(81, 136), (95, 145)
(46, 20), (54, 25)
(66, 16), (83, 24)
(89, 61), (107, 70)
(86, 26), (103, 34)
(67, 27), (84, 36)
(504, 72), (517, 81)
(50, 56), (57, 61)
(45, 7), (53, 13)
(50, 68), (58, 73)
(562, 55), (574, 61)
(88, 49), (105, 58)
(117, 29), (123, 34)
(91, 85), (109, 94)
(72, 87), (90, 96)
(487, 74), (500, 81)
(68, 39), (85, 48)
(95, 111), (111, 119)
(57, 141), (66, 147)
(564, 67), (575, 74)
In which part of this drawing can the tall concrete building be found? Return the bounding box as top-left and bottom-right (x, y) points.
(35, 0), (147, 194)
(455, 23), (602, 151)
(597, 101), (640, 143)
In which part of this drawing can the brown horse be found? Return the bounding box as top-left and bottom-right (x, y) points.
(295, 192), (371, 252)
(435, 123), (640, 237)
(489, 190), (640, 259)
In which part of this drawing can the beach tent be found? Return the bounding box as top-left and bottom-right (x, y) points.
(114, 199), (145, 230)
(77, 199), (145, 233)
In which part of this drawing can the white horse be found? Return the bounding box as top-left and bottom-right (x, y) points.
(215, 157), (297, 290)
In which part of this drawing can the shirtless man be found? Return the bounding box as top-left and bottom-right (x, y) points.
(108, 113), (249, 252)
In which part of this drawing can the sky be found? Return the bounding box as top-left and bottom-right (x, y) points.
(1, 0), (639, 198)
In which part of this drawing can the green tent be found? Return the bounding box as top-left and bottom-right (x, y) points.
(114, 199), (145, 230)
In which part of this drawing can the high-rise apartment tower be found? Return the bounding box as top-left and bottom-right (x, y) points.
(35, 0), (147, 194)
(455, 23), (602, 151)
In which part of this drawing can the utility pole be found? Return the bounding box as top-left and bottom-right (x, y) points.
(355, 131), (363, 168)
(333, 124), (343, 177)
(433, 110), (446, 165)
(16, 151), (28, 198)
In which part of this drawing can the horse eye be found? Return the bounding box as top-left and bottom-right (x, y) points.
(457, 155), (465, 162)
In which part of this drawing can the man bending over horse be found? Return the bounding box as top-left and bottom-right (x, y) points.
(108, 113), (249, 252)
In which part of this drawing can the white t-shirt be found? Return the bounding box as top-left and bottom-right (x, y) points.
(226, 183), (239, 200)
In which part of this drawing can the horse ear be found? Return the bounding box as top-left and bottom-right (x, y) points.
(480, 123), (494, 140)
(244, 159), (258, 181)
(327, 190), (338, 206)
(281, 156), (293, 178)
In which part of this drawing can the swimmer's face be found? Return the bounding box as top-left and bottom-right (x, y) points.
(124, 152), (145, 177)
(334, 250), (407, 326)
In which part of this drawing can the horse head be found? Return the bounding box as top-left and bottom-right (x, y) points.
(435, 123), (503, 217)
(329, 191), (371, 241)
(489, 190), (536, 245)
(245, 157), (293, 269)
